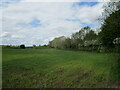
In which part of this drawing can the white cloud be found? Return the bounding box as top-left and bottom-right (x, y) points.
(1, 2), (104, 46)
(21, 0), (80, 2)
(0, 32), (11, 38)
(20, 0), (111, 2)
(73, 3), (103, 24)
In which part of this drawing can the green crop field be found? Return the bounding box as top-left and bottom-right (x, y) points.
(2, 48), (118, 88)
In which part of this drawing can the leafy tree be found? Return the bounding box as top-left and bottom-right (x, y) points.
(70, 26), (91, 49)
(84, 30), (97, 41)
(71, 32), (83, 49)
(64, 38), (72, 49)
(83, 26), (91, 34)
(99, 9), (120, 46)
(33, 45), (36, 48)
(100, 2), (120, 23)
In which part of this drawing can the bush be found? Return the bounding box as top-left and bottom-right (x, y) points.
(20, 44), (25, 49)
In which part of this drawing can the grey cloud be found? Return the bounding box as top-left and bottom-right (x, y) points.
(2, 2), (103, 46)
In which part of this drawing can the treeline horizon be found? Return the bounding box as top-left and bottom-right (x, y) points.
(1, 44), (48, 49)
(2, 2), (120, 52)
(48, 2), (120, 53)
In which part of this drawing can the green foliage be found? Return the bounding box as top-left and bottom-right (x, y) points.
(49, 26), (99, 52)
(33, 44), (36, 48)
(64, 38), (72, 49)
(100, 10), (120, 46)
(84, 30), (97, 41)
(20, 44), (25, 49)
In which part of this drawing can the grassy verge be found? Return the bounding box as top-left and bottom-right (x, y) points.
(2, 48), (118, 88)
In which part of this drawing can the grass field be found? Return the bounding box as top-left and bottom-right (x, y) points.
(2, 48), (118, 88)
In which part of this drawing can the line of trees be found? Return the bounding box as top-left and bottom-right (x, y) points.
(49, 27), (101, 51)
(2, 44), (48, 49)
(49, 2), (120, 53)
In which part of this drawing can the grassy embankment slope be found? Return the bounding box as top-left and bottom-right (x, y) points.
(2, 48), (118, 88)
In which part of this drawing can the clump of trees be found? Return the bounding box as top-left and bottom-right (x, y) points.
(99, 2), (120, 45)
(49, 26), (101, 52)
(99, 9), (120, 47)
(2, 44), (49, 49)
(49, 2), (120, 53)
(2, 45), (20, 49)
(2, 44), (26, 49)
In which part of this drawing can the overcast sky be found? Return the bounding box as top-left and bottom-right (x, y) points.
(0, 0), (104, 46)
